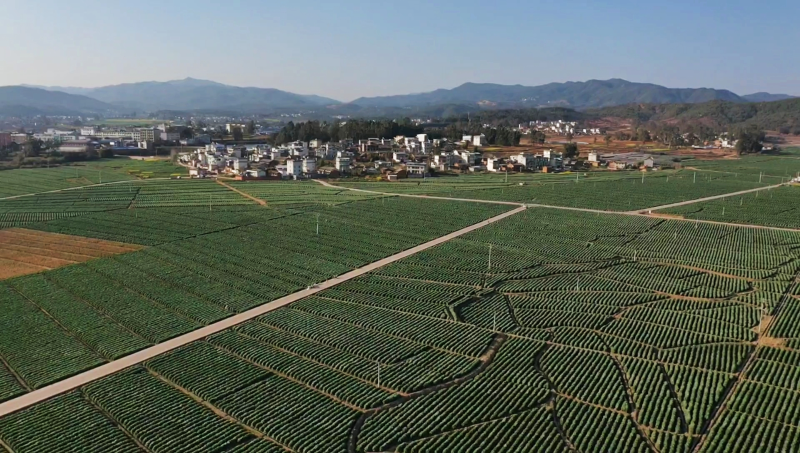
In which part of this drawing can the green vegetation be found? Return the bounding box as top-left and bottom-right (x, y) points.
(590, 98), (800, 131)
(0, 186), (512, 397)
(660, 185), (800, 229)
(340, 170), (781, 211)
(4, 207), (800, 452)
(0, 158), (185, 199)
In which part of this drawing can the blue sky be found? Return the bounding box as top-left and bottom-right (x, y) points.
(1, 0), (797, 101)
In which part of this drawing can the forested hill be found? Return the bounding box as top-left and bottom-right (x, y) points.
(589, 98), (800, 132)
(351, 79), (745, 109)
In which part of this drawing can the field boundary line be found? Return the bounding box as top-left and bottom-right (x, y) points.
(632, 183), (786, 213)
(314, 179), (525, 206)
(216, 180), (268, 206)
(0, 205), (526, 418)
(318, 180), (800, 232)
(0, 178), (171, 201)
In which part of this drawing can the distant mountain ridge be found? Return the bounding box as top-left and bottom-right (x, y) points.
(26, 78), (341, 112)
(741, 92), (797, 102)
(4, 78), (797, 116)
(350, 79), (751, 109)
(0, 86), (114, 115)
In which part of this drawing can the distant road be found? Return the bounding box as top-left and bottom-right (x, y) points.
(319, 180), (800, 232)
(0, 205), (526, 418)
(315, 179), (524, 206)
(629, 183), (787, 213)
(0, 178), (171, 201)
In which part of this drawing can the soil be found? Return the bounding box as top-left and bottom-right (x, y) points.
(0, 229), (142, 281)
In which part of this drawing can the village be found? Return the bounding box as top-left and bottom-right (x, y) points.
(176, 130), (675, 182)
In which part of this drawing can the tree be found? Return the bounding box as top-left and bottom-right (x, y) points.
(563, 142), (579, 158)
(23, 139), (43, 158)
(735, 129), (765, 154)
(566, 132), (574, 143)
(232, 127), (244, 142)
(245, 120), (256, 135)
(636, 128), (651, 143)
(604, 135), (612, 148)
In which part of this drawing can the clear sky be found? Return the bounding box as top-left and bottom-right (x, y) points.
(1, 0), (797, 101)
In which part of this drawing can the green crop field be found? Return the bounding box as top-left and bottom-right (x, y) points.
(0, 188), (512, 394)
(3, 207), (800, 452)
(340, 170), (779, 211)
(3, 163), (800, 453)
(0, 158), (185, 199)
(659, 185), (800, 229)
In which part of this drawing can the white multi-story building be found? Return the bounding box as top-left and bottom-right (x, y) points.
(302, 157), (317, 174)
(58, 140), (93, 154)
(232, 158), (249, 172)
(160, 132), (180, 142)
(286, 158), (303, 176)
(132, 128), (158, 142)
(286, 141), (309, 157)
(335, 156), (351, 173)
(511, 153), (535, 169)
(393, 151), (408, 163)
(460, 151), (481, 166)
(405, 163), (427, 178)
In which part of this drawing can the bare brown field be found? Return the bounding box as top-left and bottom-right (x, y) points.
(0, 228), (143, 280)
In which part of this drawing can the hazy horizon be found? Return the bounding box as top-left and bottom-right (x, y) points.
(1, 0), (798, 101)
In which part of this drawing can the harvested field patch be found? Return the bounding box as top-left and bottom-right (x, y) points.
(0, 229), (143, 280)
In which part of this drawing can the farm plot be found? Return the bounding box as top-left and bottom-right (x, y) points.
(340, 170), (773, 211)
(0, 165), (134, 199)
(658, 185), (800, 229)
(0, 228), (141, 280)
(229, 180), (382, 207)
(5, 208), (800, 452)
(0, 195), (514, 402)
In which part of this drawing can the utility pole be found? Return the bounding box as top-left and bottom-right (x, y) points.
(99, 171), (102, 184)
(722, 207), (725, 216)
(760, 172), (763, 183)
(694, 172), (696, 183)
(316, 214), (320, 236)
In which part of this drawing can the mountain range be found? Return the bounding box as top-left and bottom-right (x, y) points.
(1, 78), (796, 116)
(22, 78), (339, 112)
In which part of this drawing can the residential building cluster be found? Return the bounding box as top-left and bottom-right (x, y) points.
(587, 151), (657, 171)
(520, 120), (603, 136)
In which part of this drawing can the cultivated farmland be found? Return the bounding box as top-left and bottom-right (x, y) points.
(0, 228), (141, 280)
(3, 208), (800, 452)
(658, 185), (800, 229)
(0, 194), (513, 395)
(338, 170), (784, 211)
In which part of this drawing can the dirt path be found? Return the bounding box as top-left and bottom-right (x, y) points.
(314, 179), (525, 206)
(690, 274), (800, 452)
(317, 180), (800, 233)
(0, 178), (171, 202)
(633, 183), (786, 214)
(347, 334), (508, 453)
(0, 206), (526, 419)
(216, 180), (267, 206)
